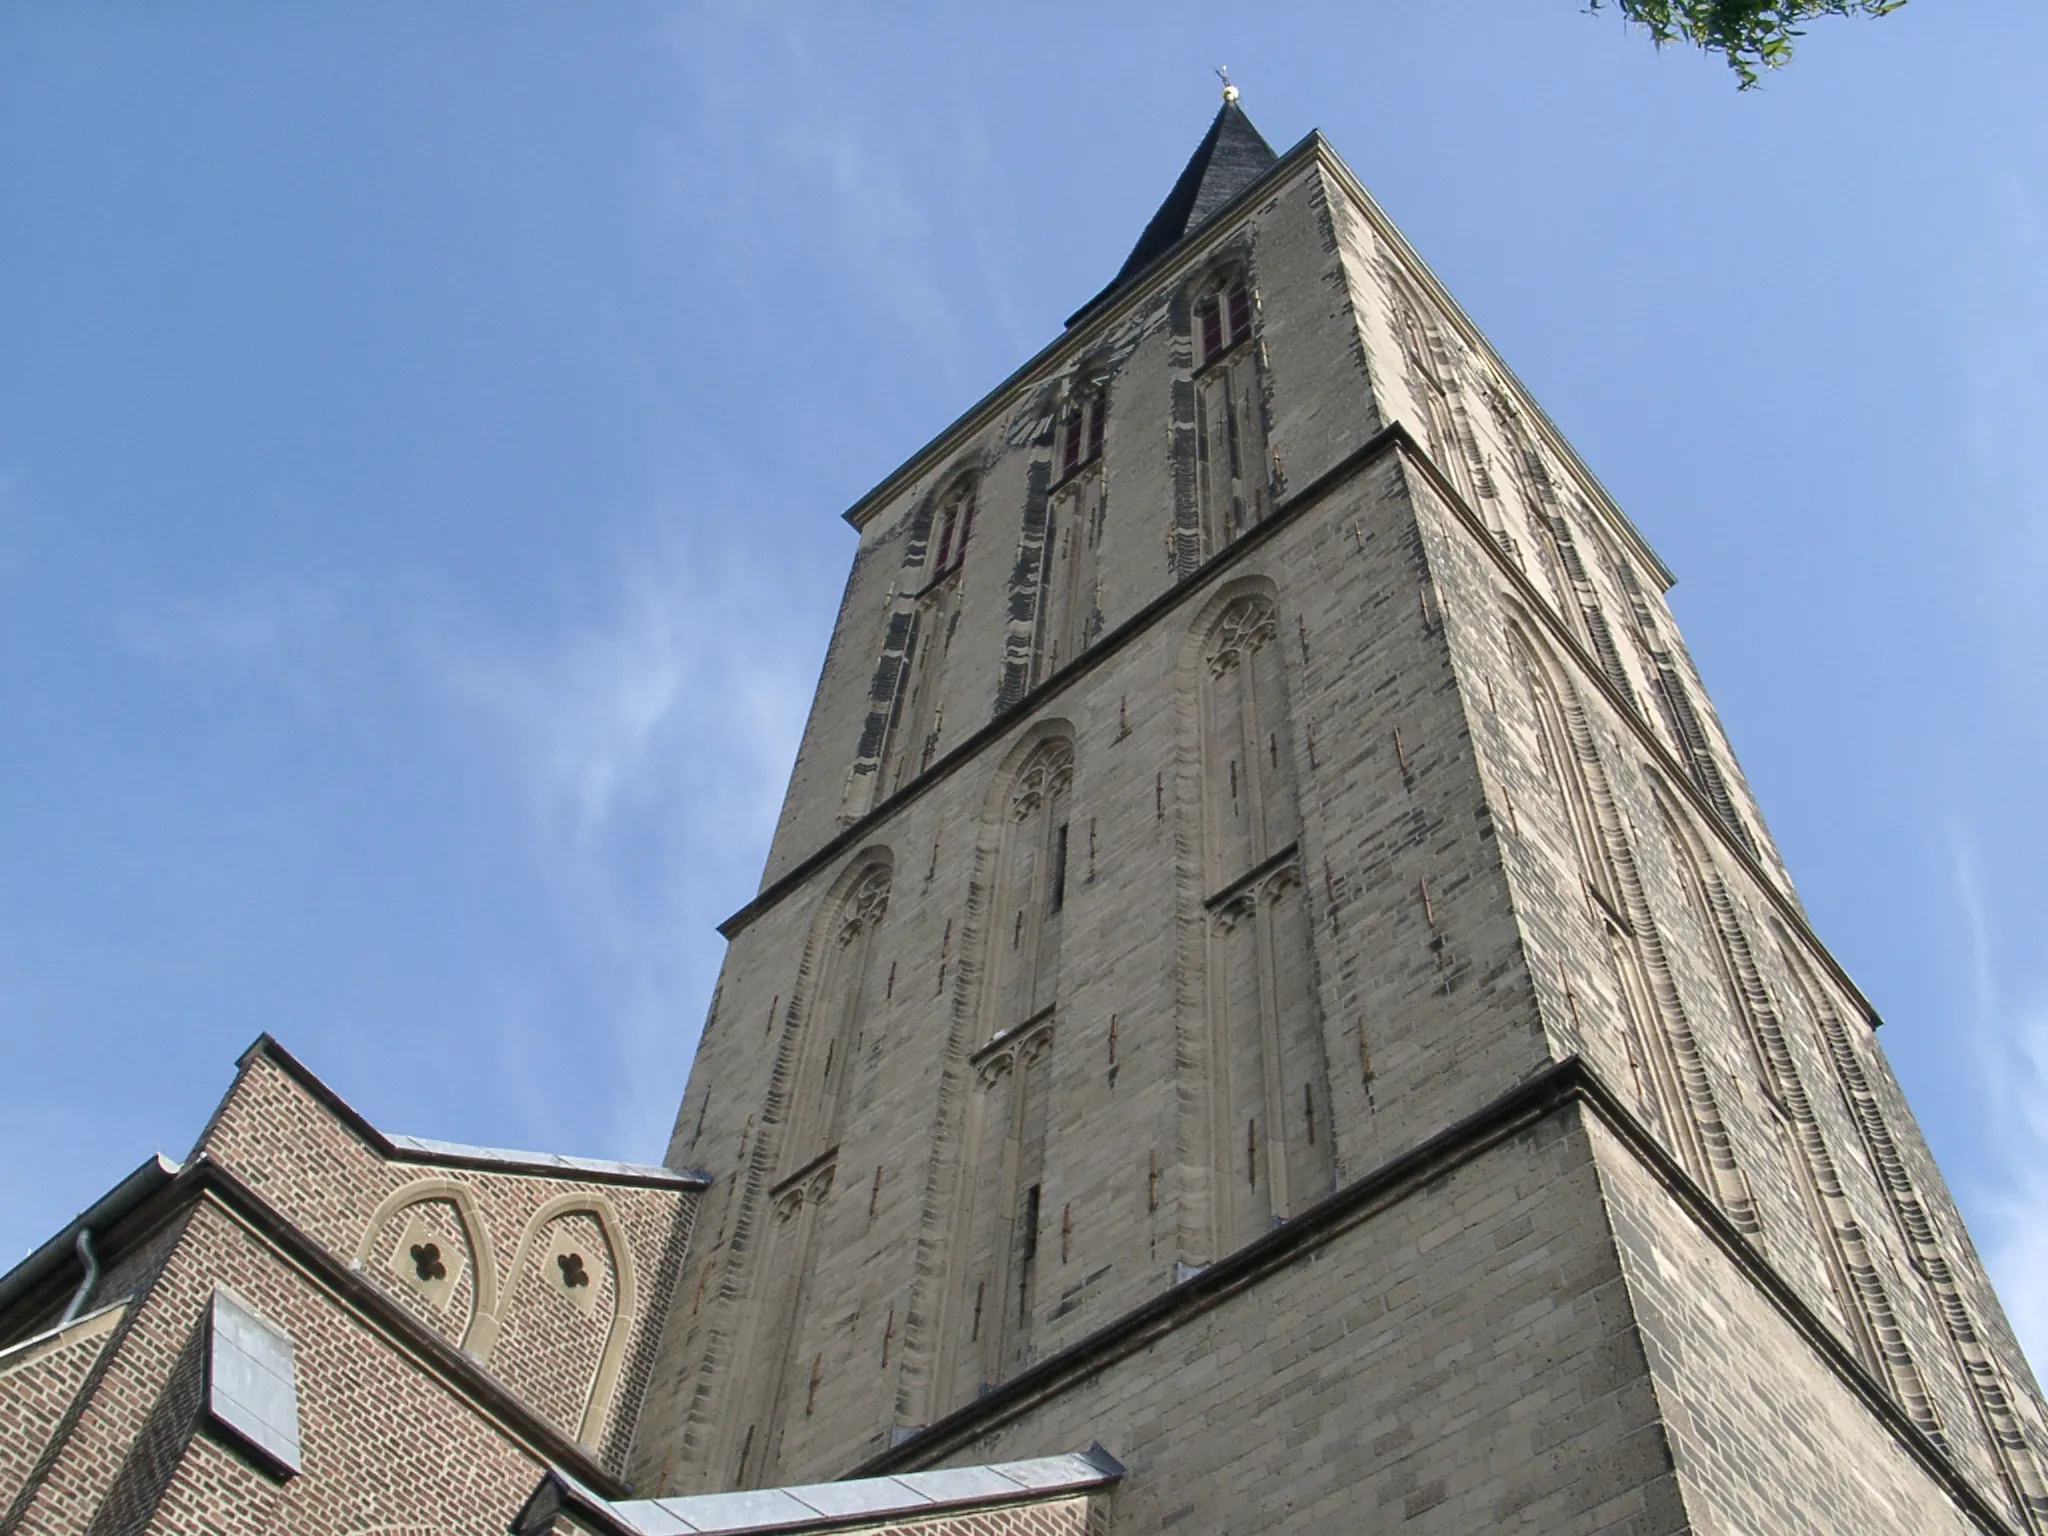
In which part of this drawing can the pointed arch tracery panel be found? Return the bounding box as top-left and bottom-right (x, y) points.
(986, 736), (1074, 1035)
(1647, 790), (1944, 1445)
(684, 850), (892, 1490)
(1174, 583), (1332, 1262)
(784, 863), (892, 1173)
(935, 728), (1076, 1410)
(356, 1180), (495, 1349)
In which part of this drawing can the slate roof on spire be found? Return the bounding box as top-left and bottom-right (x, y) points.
(1066, 101), (1279, 328)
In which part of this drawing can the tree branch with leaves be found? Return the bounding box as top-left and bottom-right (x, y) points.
(1596, 0), (1906, 86)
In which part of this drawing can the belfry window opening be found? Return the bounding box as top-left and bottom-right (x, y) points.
(1060, 394), (1108, 479)
(1198, 278), (1254, 366)
(931, 476), (977, 579)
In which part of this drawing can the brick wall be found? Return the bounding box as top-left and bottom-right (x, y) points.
(195, 1045), (695, 1461)
(8, 1198), (552, 1535)
(0, 1305), (124, 1510)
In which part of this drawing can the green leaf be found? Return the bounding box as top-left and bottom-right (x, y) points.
(1590, 0), (1906, 87)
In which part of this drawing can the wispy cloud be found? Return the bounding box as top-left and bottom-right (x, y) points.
(1944, 825), (2048, 1371)
(428, 545), (798, 843)
(1939, 153), (2048, 1376)
(122, 582), (350, 701)
(420, 526), (821, 1155)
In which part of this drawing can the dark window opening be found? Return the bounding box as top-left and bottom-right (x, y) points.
(1198, 281), (1253, 366)
(1048, 823), (1069, 913)
(1061, 395), (1108, 478)
(929, 481), (976, 578)
(1198, 297), (1224, 363)
(1227, 280), (1253, 346)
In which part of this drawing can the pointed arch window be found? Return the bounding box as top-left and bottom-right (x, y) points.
(1178, 270), (1270, 570)
(1059, 393), (1107, 480)
(929, 473), (977, 581)
(1197, 278), (1253, 367)
(1030, 389), (1109, 689)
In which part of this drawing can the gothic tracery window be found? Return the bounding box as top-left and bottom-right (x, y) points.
(886, 473), (978, 794)
(1182, 269), (1270, 570)
(1192, 592), (1330, 1253)
(1032, 390), (1107, 688)
(946, 733), (1075, 1405)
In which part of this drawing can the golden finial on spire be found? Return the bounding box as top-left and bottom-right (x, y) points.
(1216, 66), (1239, 105)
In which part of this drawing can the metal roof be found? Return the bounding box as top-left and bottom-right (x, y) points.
(512, 1445), (1125, 1536)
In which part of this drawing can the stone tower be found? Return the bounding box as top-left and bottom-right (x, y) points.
(625, 100), (2048, 1533)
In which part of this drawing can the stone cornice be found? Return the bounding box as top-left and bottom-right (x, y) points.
(1391, 436), (1884, 1031)
(1311, 144), (1675, 592)
(722, 423), (1411, 939)
(725, 423), (1881, 1053)
(851, 1054), (2022, 1536)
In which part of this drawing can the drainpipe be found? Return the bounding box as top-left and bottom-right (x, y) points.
(59, 1228), (98, 1326)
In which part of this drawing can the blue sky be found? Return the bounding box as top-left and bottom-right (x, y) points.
(4, 4), (2045, 1371)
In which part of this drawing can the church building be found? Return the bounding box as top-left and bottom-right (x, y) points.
(6, 94), (2046, 1536)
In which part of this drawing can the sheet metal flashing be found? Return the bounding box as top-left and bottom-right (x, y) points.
(513, 1445), (1124, 1536)
(383, 1134), (706, 1189)
(242, 1034), (709, 1191)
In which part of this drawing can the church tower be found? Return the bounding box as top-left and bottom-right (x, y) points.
(626, 98), (2048, 1533)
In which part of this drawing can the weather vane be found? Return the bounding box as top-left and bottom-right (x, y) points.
(1216, 66), (1239, 104)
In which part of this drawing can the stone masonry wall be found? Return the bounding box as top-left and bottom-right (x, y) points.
(630, 129), (2048, 1535)
(895, 1107), (1689, 1535)
(634, 440), (1555, 1494)
(1356, 164), (2048, 1525)
(754, 158), (1383, 895)
(1591, 1113), (1985, 1535)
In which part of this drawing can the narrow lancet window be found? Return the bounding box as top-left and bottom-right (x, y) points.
(1182, 270), (1269, 567)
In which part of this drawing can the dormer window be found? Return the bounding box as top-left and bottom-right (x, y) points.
(1198, 278), (1253, 366)
(930, 475), (977, 578)
(1060, 394), (1108, 479)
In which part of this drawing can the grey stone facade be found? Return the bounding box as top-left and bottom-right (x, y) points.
(625, 104), (2048, 1533)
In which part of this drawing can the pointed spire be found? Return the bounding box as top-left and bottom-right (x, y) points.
(1066, 95), (1280, 327)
